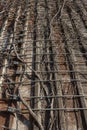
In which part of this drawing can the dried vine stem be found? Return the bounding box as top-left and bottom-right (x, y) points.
(30, 68), (49, 97)
(13, 65), (25, 95)
(49, 0), (66, 39)
(12, 5), (25, 64)
(0, 10), (5, 14)
(14, 62), (44, 129)
(18, 87), (44, 130)
(13, 42), (25, 63)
